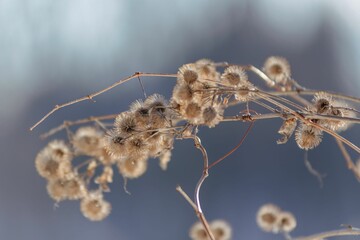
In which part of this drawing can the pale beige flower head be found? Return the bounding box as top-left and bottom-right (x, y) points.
(263, 56), (291, 85)
(221, 65), (248, 87)
(295, 123), (323, 150)
(277, 211), (297, 233)
(189, 221), (209, 240)
(210, 220), (232, 240)
(257, 204), (281, 233)
(178, 63), (199, 85)
(72, 126), (103, 156)
(35, 142), (72, 180)
(118, 154), (148, 179)
(80, 192), (111, 221)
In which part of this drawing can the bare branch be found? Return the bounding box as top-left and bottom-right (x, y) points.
(30, 72), (177, 131)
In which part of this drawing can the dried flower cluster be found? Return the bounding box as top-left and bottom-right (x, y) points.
(32, 56), (359, 238)
(257, 203), (297, 234)
(189, 220), (232, 240)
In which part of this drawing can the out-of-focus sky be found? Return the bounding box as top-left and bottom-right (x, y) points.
(0, 0), (359, 240)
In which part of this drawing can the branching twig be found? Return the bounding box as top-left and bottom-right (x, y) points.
(30, 72), (177, 131)
(176, 186), (215, 240)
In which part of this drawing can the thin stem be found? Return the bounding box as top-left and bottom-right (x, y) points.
(335, 139), (360, 182)
(176, 186), (215, 240)
(40, 114), (118, 139)
(30, 72), (177, 131)
(295, 228), (360, 240)
(208, 121), (254, 169)
(269, 90), (360, 104)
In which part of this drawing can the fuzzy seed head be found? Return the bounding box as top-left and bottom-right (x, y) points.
(115, 112), (137, 135)
(104, 131), (128, 158)
(295, 124), (323, 150)
(80, 192), (111, 221)
(202, 104), (224, 128)
(118, 154), (148, 179)
(313, 92), (333, 114)
(189, 221), (208, 240)
(184, 102), (203, 124)
(130, 100), (150, 127)
(35, 147), (72, 180)
(72, 126), (103, 156)
(178, 64), (199, 85)
(47, 140), (73, 162)
(172, 83), (193, 104)
(210, 220), (232, 240)
(257, 204), (281, 233)
(277, 211), (297, 233)
(46, 179), (68, 202)
(222, 66), (248, 87)
(234, 81), (256, 102)
(264, 56), (291, 85)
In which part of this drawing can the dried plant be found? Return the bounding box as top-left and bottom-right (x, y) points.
(31, 57), (360, 239)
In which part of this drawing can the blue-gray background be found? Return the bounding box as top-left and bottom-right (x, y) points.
(0, 0), (359, 239)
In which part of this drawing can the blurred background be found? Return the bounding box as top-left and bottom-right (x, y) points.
(1, 0), (360, 239)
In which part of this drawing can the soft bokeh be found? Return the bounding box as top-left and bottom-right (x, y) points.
(0, 0), (359, 239)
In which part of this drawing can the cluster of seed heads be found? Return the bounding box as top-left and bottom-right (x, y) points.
(34, 56), (359, 229)
(257, 203), (297, 234)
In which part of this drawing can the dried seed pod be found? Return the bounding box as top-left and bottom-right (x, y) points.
(257, 204), (281, 233)
(195, 59), (219, 85)
(277, 118), (297, 144)
(115, 112), (137, 135)
(35, 147), (72, 180)
(178, 63), (199, 85)
(277, 211), (297, 233)
(46, 179), (68, 202)
(313, 92), (333, 114)
(47, 140), (73, 162)
(221, 65), (248, 87)
(210, 220), (232, 240)
(72, 126), (103, 156)
(263, 56), (291, 85)
(295, 123), (323, 150)
(189, 221), (208, 240)
(234, 80), (256, 102)
(104, 131), (128, 158)
(80, 192), (111, 221)
(202, 104), (224, 128)
(118, 154), (148, 179)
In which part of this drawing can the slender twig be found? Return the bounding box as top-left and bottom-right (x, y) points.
(176, 186), (215, 240)
(30, 72), (177, 131)
(294, 228), (360, 240)
(335, 139), (360, 182)
(208, 121), (254, 169)
(40, 114), (119, 139)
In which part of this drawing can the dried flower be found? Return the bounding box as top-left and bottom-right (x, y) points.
(118, 154), (148, 179)
(210, 220), (232, 240)
(295, 123), (323, 150)
(189, 221), (209, 240)
(277, 118), (297, 144)
(263, 56), (291, 85)
(221, 66), (248, 87)
(80, 192), (111, 221)
(72, 126), (103, 156)
(35, 147), (72, 180)
(178, 63), (199, 85)
(256, 204), (281, 233)
(277, 211), (297, 233)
